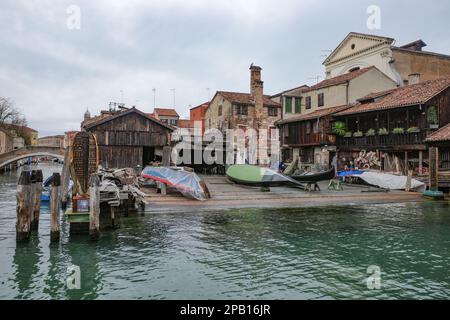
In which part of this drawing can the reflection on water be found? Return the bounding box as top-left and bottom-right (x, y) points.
(1, 164), (450, 299)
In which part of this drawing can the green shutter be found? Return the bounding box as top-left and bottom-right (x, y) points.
(285, 97), (292, 113)
(295, 98), (301, 113)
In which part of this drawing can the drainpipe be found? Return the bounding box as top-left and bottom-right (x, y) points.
(345, 80), (350, 105)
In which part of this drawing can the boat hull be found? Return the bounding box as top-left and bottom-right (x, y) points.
(226, 165), (304, 187)
(289, 167), (335, 182)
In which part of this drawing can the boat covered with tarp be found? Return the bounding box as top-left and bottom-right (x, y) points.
(141, 167), (210, 201)
(338, 171), (426, 191)
(226, 165), (305, 188)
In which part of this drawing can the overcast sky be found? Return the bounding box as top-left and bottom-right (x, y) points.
(1, 0), (450, 136)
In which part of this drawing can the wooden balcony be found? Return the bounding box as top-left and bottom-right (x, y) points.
(283, 133), (334, 147)
(337, 132), (428, 150)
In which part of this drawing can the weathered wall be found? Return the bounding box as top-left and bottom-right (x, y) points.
(347, 68), (398, 102)
(393, 49), (450, 83)
(205, 94), (233, 132)
(0, 130), (13, 154)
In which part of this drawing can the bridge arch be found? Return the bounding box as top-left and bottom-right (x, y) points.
(0, 146), (66, 170)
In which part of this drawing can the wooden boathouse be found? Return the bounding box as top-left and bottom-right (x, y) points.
(82, 107), (173, 169)
(426, 123), (450, 189)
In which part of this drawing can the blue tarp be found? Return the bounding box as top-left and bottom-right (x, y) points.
(337, 170), (365, 177)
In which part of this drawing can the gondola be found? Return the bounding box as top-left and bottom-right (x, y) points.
(288, 167), (335, 183)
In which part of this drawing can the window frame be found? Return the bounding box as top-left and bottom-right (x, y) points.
(235, 104), (248, 116)
(305, 96), (312, 110)
(268, 107), (278, 117)
(318, 93), (324, 107)
(285, 96), (292, 114)
(295, 97), (301, 113)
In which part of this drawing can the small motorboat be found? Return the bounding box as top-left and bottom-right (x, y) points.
(422, 190), (445, 200)
(141, 166), (210, 201)
(289, 167), (335, 182)
(226, 165), (305, 188)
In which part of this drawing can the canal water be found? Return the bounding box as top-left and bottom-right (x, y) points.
(1, 164), (450, 299)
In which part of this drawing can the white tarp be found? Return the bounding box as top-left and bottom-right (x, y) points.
(358, 172), (426, 192)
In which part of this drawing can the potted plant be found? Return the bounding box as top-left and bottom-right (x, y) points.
(366, 128), (376, 137)
(392, 127), (405, 134)
(332, 121), (347, 137)
(353, 131), (363, 137)
(407, 127), (420, 133)
(427, 106), (439, 129)
(344, 131), (353, 138)
(378, 128), (389, 136)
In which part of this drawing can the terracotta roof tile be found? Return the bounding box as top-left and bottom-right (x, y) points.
(426, 123), (450, 142)
(217, 91), (281, 107)
(177, 119), (195, 129)
(276, 105), (352, 125)
(1, 123), (38, 134)
(82, 107), (173, 130)
(154, 108), (179, 117)
(302, 67), (375, 93)
(335, 77), (450, 116)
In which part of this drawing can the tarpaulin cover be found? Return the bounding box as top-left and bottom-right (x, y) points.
(351, 172), (425, 191)
(337, 170), (365, 177)
(141, 167), (208, 201)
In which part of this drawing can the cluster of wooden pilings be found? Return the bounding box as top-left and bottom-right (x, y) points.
(16, 170), (61, 242)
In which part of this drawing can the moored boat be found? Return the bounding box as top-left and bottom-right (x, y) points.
(289, 167), (335, 182)
(226, 165), (305, 188)
(141, 166), (210, 201)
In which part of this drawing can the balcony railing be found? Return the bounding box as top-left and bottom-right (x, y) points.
(337, 131), (427, 148)
(283, 133), (334, 146)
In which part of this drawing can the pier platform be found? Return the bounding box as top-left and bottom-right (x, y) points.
(142, 175), (424, 213)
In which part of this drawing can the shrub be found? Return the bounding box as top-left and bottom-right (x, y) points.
(344, 132), (353, 138)
(353, 131), (363, 137)
(366, 128), (376, 136)
(392, 127), (405, 134)
(332, 121), (347, 136)
(378, 128), (389, 135)
(407, 127), (420, 133)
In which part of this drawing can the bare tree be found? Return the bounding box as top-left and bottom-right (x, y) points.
(0, 97), (21, 124)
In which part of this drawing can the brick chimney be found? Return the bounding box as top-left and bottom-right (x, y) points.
(250, 64), (264, 113)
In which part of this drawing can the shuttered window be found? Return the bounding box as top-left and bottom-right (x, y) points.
(295, 98), (301, 113)
(285, 97), (292, 113)
(305, 96), (312, 109)
(318, 93), (324, 107)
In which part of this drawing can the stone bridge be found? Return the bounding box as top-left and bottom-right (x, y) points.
(0, 146), (66, 170)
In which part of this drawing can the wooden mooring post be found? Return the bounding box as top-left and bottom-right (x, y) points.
(31, 170), (43, 231)
(60, 149), (70, 209)
(429, 147), (439, 191)
(89, 174), (101, 240)
(162, 146), (171, 167)
(16, 171), (31, 242)
(50, 173), (61, 242)
(29, 170), (37, 231)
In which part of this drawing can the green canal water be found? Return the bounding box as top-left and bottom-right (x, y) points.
(1, 164), (450, 299)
